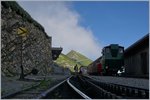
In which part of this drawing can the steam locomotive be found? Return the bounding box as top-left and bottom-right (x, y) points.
(87, 44), (124, 75)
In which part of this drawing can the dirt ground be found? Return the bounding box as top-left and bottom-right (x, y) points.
(1, 74), (70, 97)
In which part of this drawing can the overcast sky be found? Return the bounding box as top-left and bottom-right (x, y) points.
(18, 1), (149, 60)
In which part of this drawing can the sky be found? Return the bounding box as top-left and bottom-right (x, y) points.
(18, 1), (149, 60)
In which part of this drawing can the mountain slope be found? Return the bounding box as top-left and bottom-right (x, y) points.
(54, 53), (82, 72)
(66, 50), (93, 66)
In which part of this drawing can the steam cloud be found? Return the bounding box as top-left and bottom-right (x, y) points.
(18, 1), (102, 60)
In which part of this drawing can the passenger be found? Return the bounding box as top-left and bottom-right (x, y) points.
(74, 64), (78, 75)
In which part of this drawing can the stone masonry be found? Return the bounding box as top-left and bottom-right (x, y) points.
(1, 1), (53, 76)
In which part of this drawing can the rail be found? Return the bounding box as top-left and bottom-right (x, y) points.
(67, 77), (91, 99)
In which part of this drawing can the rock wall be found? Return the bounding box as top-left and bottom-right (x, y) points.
(1, 1), (53, 76)
(52, 63), (71, 75)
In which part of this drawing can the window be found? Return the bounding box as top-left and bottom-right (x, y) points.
(105, 48), (110, 53)
(119, 48), (123, 53)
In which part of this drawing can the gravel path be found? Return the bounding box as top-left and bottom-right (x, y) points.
(87, 75), (149, 90)
(26, 74), (69, 81)
(1, 76), (39, 96)
(1, 75), (70, 97)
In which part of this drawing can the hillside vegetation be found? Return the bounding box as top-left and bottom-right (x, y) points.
(54, 53), (82, 72)
(66, 50), (93, 66)
(55, 50), (93, 72)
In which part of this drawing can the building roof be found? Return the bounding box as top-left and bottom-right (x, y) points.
(52, 47), (63, 60)
(104, 44), (124, 49)
(124, 34), (149, 57)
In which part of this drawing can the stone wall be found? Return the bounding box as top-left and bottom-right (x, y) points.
(1, 1), (53, 76)
(52, 63), (71, 75)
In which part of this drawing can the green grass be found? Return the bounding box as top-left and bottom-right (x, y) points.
(66, 50), (93, 66)
(38, 79), (52, 89)
(55, 53), (82, 72)
(55, 50), (93, 72)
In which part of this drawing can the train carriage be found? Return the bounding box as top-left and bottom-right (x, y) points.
(87, 44), (124, 75)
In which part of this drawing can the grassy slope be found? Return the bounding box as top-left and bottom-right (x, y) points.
(66, 50), (93, 66)
(54, 53), (82, 72)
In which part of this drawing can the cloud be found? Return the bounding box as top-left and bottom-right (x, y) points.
(18, 1), (102, 60)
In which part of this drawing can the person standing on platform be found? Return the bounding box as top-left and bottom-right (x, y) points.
(74, 64), (78, 75)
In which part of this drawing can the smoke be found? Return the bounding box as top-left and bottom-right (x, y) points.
(18, 1), (102, 60)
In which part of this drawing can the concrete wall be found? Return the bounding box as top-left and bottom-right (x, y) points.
(1, 1), (53, 76)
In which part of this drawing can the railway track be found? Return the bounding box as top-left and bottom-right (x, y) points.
(37, 76), (91, 99)
(2, 76), (90, 99)
(69, 75), (122, 99)
(82, 75), (149, 99)
(39, 75), (149, 99)
(2, 75), (149, 99)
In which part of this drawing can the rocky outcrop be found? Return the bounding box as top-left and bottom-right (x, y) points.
(1, 1), (53, 76)
(51, 63), (71, 75)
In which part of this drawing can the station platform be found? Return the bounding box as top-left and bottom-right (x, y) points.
(85, 75), (149, 90)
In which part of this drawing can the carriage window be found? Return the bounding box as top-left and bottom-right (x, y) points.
(105, 48), (110, 53)
(119, 48), (123, 53)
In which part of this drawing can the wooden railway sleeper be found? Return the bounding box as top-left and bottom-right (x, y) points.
(138, 90), (146, 98)
(84, 79), (123, 98)
(106, 92), (112, 98)
(107, 85), (125, 96)
(103, 92), (121, 99)
(105, 84), (110, 90)
(120, 86), (148, 99)
(117, 86), (122, 95)
(82, 76), (149, 99)
(113, 85), (118, 93)
(145, 91), (149, 98)
(86, 80), (122, 99)
(103, 92), (108, 98)
(115, 86), (121, 94)
(110, 94), (121, 99)
(133, 89), (139, 97)
(118, 86), (148, 99)
(126, 87), (133, 96)
(109, 85), (113, 90)
(112, 85), (116, 92)
(121, 87), (127, 95)
(91, 81), (134, 98)
(106, 84), (110, 90)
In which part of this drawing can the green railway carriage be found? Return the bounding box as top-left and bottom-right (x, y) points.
(101, 44), (124, 75)
(87, 44), (124, 75)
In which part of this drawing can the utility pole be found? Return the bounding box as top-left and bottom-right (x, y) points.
(20, 36), (24, 79)
(17, 27), (28, 80)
